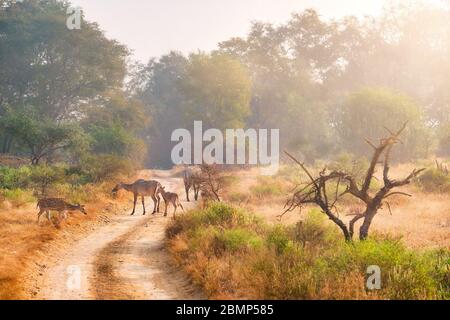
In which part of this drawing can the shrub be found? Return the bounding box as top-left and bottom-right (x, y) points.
(275, 165), (305, 185)
(417, 168), (450, 193)
(250, 177), (285, 198)
(0, 188), (35, 207)
(167, 203), (449, 300)
(80, 154), (134, 182)
(329, 152), (369, 182)
(0, 166), (32, 189)
(266, 225), (292, 254)
(52, 183), (97, 204)
(437, 124), (450, 156)
(213, 228), (263, 252)
(29, 165), (66, 196)
(227, 191), (251, 204)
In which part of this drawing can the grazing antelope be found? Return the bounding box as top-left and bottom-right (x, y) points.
(111, 179), (161, 215)
(36, 198), (87, 224)
(183, 166), (202, 202)
(157, 186), (184, 217)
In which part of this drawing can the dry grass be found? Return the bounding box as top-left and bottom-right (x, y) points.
(167, 203), (449, 300)
(223, 163), (450, 249)
(172, 162), (449, 299)
(0, 180), (133, 299)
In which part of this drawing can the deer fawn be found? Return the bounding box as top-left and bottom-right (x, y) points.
(36, 198), (87, 224)
(183, 166), (202, 202)
(157, 186), (184, 217)
(112, 179), (161, 215)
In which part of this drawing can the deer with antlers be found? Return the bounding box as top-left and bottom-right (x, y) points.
(112, 179), (161, 215)
(282, 123), (425, 241)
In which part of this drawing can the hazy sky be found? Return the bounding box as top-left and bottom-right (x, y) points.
(70, 0), (387, 62)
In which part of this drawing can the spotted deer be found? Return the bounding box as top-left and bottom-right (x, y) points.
(112, 179), (161, 215)
(36, 198), (87, 224)
(157, 186), (184, 217)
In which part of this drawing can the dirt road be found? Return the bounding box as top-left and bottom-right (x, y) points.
(34, 171), (203, 300)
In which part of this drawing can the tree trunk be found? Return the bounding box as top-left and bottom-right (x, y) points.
(31, 156), (41, 165)
(359, 208), (377, 240)
(2, 135), (12, 153)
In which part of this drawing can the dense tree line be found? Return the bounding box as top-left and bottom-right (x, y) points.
(1, 0), (449, 169)
(0, 0), (149, 169)
(132, 2), (450, 166)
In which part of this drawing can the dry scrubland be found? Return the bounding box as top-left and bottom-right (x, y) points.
(223, 163), (450, 248)
(0, 161), (449, 300)
(167, 160), (450, 300)
(0, 177), (133, 299)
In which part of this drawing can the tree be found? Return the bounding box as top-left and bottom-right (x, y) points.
(437, 123), (450, 156)
(84, 92), (149, 164)
(128, 52), (188, 167)
(336, 88), (429, 160)
(218, 16), (334, 159)
(0, 0), (128, 121)
(0, 106), (87, 164)
(181, 53), (252, 130)
(198, 164), (225, 202)
(282, 124), (425, 241)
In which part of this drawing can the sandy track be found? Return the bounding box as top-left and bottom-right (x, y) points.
(35, 173), (203, 300)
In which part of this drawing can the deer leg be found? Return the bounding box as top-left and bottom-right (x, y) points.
(37, 209), (45, 224)
(194, 185), (199, 201)
(131, 193), (137, 215)
(156, 195), (161, 213)
(164, 200), (168, 217)
(151, 195), (158, 214)
(46, 210), (52, 223)
(141, 196), (146, 215)
(185, 185), (190, 202)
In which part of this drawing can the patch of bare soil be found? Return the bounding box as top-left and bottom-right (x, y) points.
(26, 171), (203, 300)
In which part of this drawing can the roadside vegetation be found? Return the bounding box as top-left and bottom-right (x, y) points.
(167, 202), (449, 300)
(0, 1), (146, 299)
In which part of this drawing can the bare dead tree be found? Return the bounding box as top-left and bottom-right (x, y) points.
(281, 123), (425, 241)
(198, 164), (224, 202)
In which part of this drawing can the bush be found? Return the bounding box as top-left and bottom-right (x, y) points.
(0, 188), (35, 207)
(329, 152), (369, 182)
(52, 183), (99, 204)
(437, 124), (450, 156)
(80, 154), (134, 182)
(250, 177), (285, 198)
(29, 165), (66, 196)
(227, 191), (251, 204)
(294, 211), (328, 248)
(167, 203), (449, 300)
(0, 166), (32, 189)
(417, 168), (450, 193)
(266, 225), (292, 254)
(275, 165), (305, 185)
(213, 228), (263, 252)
